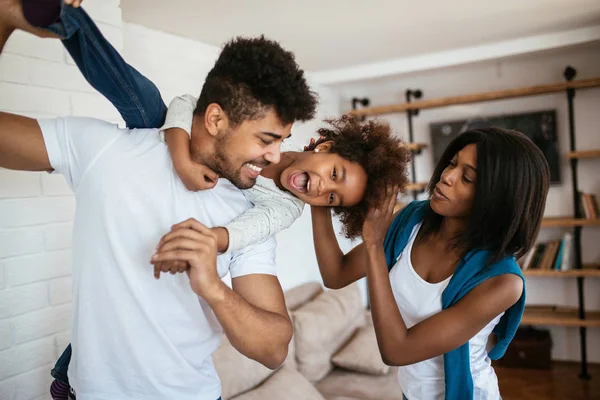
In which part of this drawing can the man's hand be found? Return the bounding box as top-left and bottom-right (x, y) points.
(151, 219), (224, 300)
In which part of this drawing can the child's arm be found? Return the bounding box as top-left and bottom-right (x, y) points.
(162, 95), (218, 191)
(222, 187), (305, 253)
(310, 205), (367, 289)
(161, 95), (305, 253)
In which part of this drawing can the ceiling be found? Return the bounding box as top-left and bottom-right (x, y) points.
(122, 0), (600, 72)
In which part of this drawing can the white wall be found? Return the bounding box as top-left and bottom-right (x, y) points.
(0, 1), (343, 398)
(335, 43), (600, 363)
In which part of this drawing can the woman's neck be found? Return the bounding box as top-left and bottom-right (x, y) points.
(420, 215), (468, 259)
(438, 216), (467, 243)
(260, 151), (300, 191)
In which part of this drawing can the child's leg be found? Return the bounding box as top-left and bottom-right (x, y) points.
(45, 6), (167, 128)
(51, 343), (72, 387)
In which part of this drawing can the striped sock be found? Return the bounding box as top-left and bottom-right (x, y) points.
(50, 379), (70, 400)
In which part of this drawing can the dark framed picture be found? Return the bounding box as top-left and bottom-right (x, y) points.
(429, 110), (560, 183)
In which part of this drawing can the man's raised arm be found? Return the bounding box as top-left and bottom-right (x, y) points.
(0, 112), (52, 171)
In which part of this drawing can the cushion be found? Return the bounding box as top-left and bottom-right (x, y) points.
(284, 282), (323, 311)
(214, 332), (296, 400)
(231, 366), (326, 400)
(291, 282), (366, 382)
(332, 324), (390, 376)
(316, 367), (403, 400)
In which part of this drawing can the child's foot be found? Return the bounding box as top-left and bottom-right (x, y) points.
(0, 0), (60, 38)
(50, 379), (71, 400)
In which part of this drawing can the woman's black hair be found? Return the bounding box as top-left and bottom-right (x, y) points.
(420, 127), (550, 264)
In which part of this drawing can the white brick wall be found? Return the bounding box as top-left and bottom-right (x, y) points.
(0, 283), (48, 319)
(0, 170), (43, 199)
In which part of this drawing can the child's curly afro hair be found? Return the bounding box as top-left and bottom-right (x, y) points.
(306, 116), (412, 238)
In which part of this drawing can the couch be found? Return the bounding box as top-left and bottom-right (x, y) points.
(213, 282), (404, 400)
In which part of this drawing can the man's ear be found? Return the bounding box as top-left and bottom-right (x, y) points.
(315, 140), (334, 153)
(204, 103), (229, 137)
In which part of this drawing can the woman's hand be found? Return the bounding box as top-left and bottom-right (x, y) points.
(362, 185), (399, 248)
(303, 135), (324, 151)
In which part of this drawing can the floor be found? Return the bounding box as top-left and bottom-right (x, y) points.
(495, 361), (600, 400)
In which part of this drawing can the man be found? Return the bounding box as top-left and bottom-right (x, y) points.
(0, 4), (318, 399)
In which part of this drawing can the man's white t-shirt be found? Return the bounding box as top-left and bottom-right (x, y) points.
(39, 117), (278, 400)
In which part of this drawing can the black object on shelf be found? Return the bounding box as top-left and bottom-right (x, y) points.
(497, 326), (552, 369)
(429, 110), (561, 184)
(351, 97), (370, 121)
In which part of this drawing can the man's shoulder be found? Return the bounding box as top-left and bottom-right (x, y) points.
(57, 116), (124, 131)
(56, 116), (160, 137)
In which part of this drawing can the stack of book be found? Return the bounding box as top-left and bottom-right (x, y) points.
(519, 233), (574, 271)
(579, 192), (600, 219)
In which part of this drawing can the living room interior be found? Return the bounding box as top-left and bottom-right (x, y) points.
(0, 0), (599, 399)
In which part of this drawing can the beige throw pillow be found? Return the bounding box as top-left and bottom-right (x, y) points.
(292, 283), (366, 382)
(231, 366), (326, 400)
(331, 324), (390, 376)
(214, 332), (296, 400)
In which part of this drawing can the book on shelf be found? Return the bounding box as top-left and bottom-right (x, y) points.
(578, 191), (600, 219)
(518, 232), (574, 271)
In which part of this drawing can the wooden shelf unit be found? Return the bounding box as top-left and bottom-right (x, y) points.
(404, 142), (428, 152)
(349, 70), (600, 377)
(348, 66), (600, 379)
(566, 150), (600, 160)
(521, 307), (600, 328)
(347, 78), (600, 117)
(524, 268), (600, 278)
(541, 217), (600, 228)
(406, 182), (428, 192)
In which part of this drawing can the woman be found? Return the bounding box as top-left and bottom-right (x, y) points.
(312, 127), (550, 399)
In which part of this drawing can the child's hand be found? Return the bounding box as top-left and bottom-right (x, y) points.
(176, 159), (219, 191)
(165, 127), (219, 191)
(210, 227), (230, 253)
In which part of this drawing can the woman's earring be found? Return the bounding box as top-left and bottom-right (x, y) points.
(315, 148), (320, 153)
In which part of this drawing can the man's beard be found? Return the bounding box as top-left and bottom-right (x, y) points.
(212, 150), (255, 189)
(203, 135), (259, 190)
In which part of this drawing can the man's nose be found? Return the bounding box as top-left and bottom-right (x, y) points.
(264, 144), (281, 165)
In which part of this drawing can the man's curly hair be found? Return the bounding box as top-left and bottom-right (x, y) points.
(307, 116), (412, 239)
(195, 36), (318, 126)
